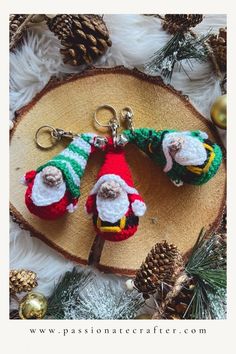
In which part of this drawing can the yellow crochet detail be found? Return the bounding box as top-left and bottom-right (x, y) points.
(148, 142), (153, 154)
(97, 216), (126, 233)
(187, 144), (215, 175)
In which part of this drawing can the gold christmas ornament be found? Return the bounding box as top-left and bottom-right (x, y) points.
(19, 292), (48, 319)
(210, 94), (227, 129)
(10, 269), (38, 294)
(134, 241), (184, 296)
(47, 14), (112, 66)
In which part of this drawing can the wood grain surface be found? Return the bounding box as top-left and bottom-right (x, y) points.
(10, 67), (226, 275)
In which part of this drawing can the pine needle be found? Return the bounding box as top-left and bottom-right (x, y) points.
(145, 32), (210, 81)
(46, 267), (144, 319)
(184, 230), (226, 319)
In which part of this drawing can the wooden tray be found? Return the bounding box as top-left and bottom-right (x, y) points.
(10, 67), (226, 275)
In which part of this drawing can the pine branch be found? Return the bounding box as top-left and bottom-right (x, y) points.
(10, 14), (48, 51)
(184, 230), (226, 319)
(46, 268), (94, 319)
(145, 32), (210, 81)
(46, 267), (144, 319)
(10, 15), (34, 51)
(152, 272), (189, 319)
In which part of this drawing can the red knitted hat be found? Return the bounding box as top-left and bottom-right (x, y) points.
(90, 138), (138, 196)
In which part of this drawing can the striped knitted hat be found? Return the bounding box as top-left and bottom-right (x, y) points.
(37, 134), (95, 198)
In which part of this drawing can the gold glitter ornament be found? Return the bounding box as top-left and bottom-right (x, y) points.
(210, 94), (227, 129)
(19, 292), (48, 319)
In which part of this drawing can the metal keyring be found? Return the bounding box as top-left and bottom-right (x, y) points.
(94, 104), (119, 128)
(120, 106), (135, 133)
(120, 106), (134, 120)
(35, 125), (60, 149)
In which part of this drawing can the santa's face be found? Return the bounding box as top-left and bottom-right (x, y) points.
(96, 181), (129, 223)
(171, 135), (207, 166)
(163, 132), (207, 172)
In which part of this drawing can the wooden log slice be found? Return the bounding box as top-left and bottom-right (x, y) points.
(10, 67), (226, 275)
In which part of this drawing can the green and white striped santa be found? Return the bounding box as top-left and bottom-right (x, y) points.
(22, 133), (96, 219)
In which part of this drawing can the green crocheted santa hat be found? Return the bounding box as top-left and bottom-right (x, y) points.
(37, 134), (94, 198)
(124, 128), (222, 185)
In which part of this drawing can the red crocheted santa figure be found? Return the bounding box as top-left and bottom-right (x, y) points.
(85, 138), (147, 241)
(22, 134), (96, 220)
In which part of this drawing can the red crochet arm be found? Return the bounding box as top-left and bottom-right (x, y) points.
(128, 193), (145, 204)
(85, 194), (97, 214)
(128, 193), (146, 216)
(24, 170), (37, 185)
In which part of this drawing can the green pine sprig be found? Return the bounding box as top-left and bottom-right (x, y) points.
(145, 32), (210, 81)
(184, 229), (226, 319)
(46, 267), (144, 320)
(46, 267), (94, 319)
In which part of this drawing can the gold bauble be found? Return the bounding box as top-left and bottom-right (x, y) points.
(210, 94), (227, 129)
(134, 314), (152, 319)
(19, 292), (48, 319)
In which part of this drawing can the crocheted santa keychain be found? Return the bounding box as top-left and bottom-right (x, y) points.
(22, 133), (96, 219)
(122, 108), (223, 187)
(22, 106), (222, 229)
(85, 137), (146, 242)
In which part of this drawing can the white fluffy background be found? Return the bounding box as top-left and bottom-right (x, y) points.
(10, 14), (226, 311)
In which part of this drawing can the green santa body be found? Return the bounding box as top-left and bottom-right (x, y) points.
(124, 128), (222, 186)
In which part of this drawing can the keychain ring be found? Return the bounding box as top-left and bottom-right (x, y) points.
(94, 105), (119, 128)
(120, 106), (134, 119)
(35, 125), (60, 149)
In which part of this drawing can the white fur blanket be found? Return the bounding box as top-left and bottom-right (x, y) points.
(10, 14), (226, 310)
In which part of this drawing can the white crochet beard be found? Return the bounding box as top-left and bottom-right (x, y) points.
(31, 172), (66, 206)
(174, 135), (207, 166)
(163, 132), (207, 172)
(96, 189), (129, 223)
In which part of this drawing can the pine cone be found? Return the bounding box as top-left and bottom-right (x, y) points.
(162, 282), (195, 319)
(163, 14), (203, 34)
(134, 241), (184, 296)
(10, 269), (38, 294)
(208, 28), (227, 72)
(9, 14), (46, 51)
(47, 14), (112, 66)
(9, 14), (28, 47)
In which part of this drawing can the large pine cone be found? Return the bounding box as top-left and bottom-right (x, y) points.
(10, 269), (38, 294)
(208, 28), (227, 72)
(163, 14), (203, 34)
(161, 282), (195, 319)
(47, 14), (112, 66)
(9, 14), (28, 47)
(134, 241), (184, 296)
(10, 14), (46, 51)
